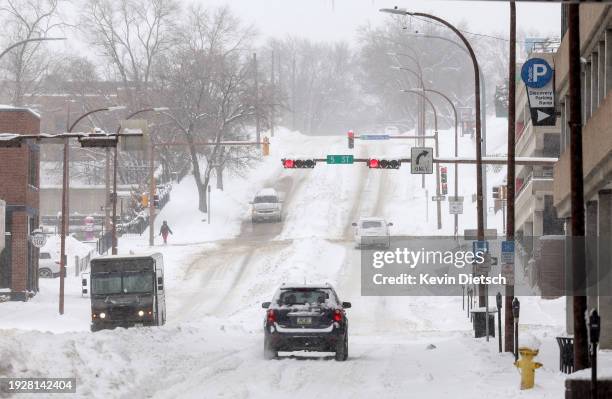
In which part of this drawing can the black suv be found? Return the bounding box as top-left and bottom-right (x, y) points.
(262, 283), (351, 361)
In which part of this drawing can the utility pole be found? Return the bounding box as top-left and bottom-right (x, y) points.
(271, 49), (275, 137)
(149, 143), (155, 247)
(292, 55), (297, 131)
(505, 0), (516, 354)
(254, 53), (261, 147)
(568, 3), (589, 371)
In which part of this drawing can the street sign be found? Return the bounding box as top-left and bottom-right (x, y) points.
(501, 240), (515, 264)
(473, 240), (489, 254)
(411, 147), (433, 174)
(432, 195), (446, 202)
(326, 155), (354, 164)
(29, 229), (47, 248)
(360, 134), (390, 141)
(521, 58), (556, 126)
(449, 201), (463, 215)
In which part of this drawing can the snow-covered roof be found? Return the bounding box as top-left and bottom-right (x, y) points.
(256, 188), (278, 196)
(358, 217), (386, 222)
(0, 104), (40, 119)
(279, 283), (332, 290)
(94, 252), (162, 261)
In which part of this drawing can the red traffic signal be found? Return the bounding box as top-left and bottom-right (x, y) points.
(347, 130), (355, 149)
(368, 159), (400, 169)
(282, 159), (316, 169)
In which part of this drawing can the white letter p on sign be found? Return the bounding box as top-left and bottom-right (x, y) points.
(533, 64), (547, 82)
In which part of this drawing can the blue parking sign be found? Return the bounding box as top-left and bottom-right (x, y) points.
(521, 58), (553, 89)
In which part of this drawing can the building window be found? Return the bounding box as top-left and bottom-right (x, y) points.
(28, 145), (39, 188)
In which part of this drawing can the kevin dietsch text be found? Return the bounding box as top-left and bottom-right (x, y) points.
(372, 273), (507, 286)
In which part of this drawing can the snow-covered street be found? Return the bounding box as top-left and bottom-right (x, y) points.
(0, 124), (574, 398)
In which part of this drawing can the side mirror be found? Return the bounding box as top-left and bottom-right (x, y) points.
(351, 223), (357, 227)
(82, 278), (87, 287)
(342, 302), (352, 309)
(82, 288), (88, 294)
(157, 276), (163, 285)
(262, 302), (271, 309)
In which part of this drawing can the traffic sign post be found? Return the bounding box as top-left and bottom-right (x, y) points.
(521, 58), (556, 126)
(411, 147), (434, 174)
(448, 196), (464, 215)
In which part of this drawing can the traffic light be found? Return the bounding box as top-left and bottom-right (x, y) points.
(440, 166), (448, 184)
(109, 192), (116, 203)
(141, 193), (149, 208)
(442, 183), (448, 195)
(154, 194), (160, 208)
(493, 186), (500, 199)
(347, 130), (354, 149)
(282, 159), (316, 168)
(262, 136), (270, 156)
(368, 159), (401, 169)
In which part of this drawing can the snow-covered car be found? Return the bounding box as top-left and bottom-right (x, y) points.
(250, 188), (283, 223)
(352, 217), (393, 249)
(38, 251), (60, 278)
(262, 283), (351, 361)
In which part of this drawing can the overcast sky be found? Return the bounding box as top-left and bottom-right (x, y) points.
(194, 0), (561, 43)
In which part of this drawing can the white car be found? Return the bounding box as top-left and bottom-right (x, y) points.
(251, 188), (283, 223)
(39, 251), (60, 278)
(352, 217), (393, 249)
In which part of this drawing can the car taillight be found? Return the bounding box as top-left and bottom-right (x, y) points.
(333, 309), (342, 322)
(267, 309), (276, 323)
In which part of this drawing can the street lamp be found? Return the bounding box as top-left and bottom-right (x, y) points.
(405, 31), (489, 230)
(411, 86), (459, 237)
(59, 105), (126, 315)
(400, 89), (441, 230)
(381, 7), (484, 243)
(111, 107), (169, 255)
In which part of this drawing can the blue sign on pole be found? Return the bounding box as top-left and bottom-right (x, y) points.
(360, 134), (390, 141)
(501, 240), (515, 264)
(521, 58), (553, 89)
(473, 240), (489, 254)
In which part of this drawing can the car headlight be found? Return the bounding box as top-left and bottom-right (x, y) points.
(138, 310), (145, 317)
(99, 312), (106, 319)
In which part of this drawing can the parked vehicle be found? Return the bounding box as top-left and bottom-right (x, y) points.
(262, 283), (351, 361)
(250, 188), (283, 223)
(352, 217), (393, 249)
(86, 253), (166, 332)
(38, 251), (60, 278)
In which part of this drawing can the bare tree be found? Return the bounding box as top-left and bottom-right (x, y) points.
(0, 0), (66, 105)
(161, 5), (257, 212)
(82, 0), (178, 108)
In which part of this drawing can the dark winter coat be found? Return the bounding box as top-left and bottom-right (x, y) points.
(159, 224), (173, 236)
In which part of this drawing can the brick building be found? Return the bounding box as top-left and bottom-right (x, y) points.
(0, 107), (41, 301)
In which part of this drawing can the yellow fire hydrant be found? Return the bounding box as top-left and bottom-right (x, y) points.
(514, 347), (542, 390)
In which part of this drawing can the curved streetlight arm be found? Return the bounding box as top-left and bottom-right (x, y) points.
(391, 66), (426, 89)
(0, 37), (66, 61)
(68, 106), (126, 132)
(401, 89), (437, 133)
(383, 7), (484, 239)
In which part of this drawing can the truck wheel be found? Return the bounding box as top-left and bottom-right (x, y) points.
(264, 335), (278, 360)
(335, 333), (348, 361)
